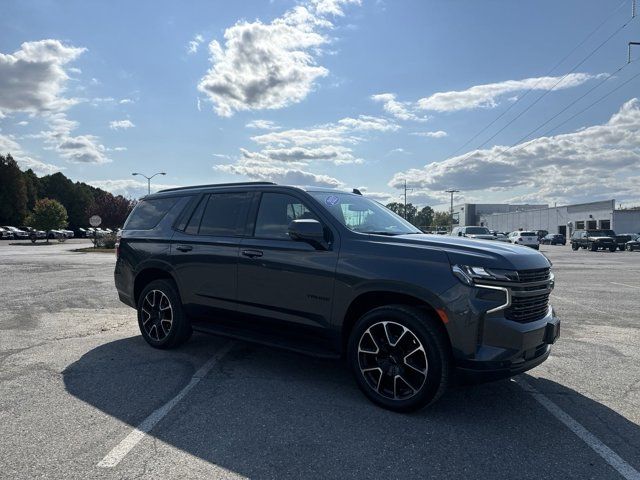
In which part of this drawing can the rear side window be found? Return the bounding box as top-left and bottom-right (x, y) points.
(124, 197), (179, 230)
(198, 193), (252, 236)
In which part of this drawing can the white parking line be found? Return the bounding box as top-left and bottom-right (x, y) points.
(514, 378), (640, 480)
(97, 342), (234, 468)
(610, 282), (640, 290)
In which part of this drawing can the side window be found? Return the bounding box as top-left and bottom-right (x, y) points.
(254, 193), (318, 239)
(184, 195), (207, 235)
(124, 197), (179, 230)
(198, 193), (252, 236)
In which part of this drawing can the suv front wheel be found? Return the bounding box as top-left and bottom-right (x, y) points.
(137, 279), (192, 349)
(348, 305), (450, 412)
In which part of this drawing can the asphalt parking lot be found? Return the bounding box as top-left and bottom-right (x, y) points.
(1, 239), (639, 479)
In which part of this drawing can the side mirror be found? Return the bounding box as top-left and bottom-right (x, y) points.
(288, 219), (327, 250)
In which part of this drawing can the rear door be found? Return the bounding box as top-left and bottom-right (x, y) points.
(236, 191), (339, 330)
(171, 191), (253, 317)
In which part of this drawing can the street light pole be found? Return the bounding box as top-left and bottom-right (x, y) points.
(445, 189), (460, 233)
(132, 172), (166, 195)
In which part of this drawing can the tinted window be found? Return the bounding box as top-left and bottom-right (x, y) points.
(254, 193), (318, 239)
(198, 193), (251, 236)
(125, 197), (179, 230)
(184, 196), (207, 235)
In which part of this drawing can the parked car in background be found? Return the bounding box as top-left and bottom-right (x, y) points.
(61, 229), (74, 238)
(0, 227), (14, 240)
(450, 226), (496, 240)
(2, 226), (29, 240)
(615, 234), (634, 251)
(570, 229), (617, 252)
(625, 234), (640, 251)
(494, 233), (510, 242)
(541, 234), (566, 245)
(20, 226), (46, 239)
(536, 230), (549, 240)
(508, 231), (539, 249)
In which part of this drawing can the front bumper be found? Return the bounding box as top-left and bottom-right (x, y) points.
(455, 306), (559, 380)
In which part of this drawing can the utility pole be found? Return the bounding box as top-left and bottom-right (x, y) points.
(445, 189), (459, 233)
(403, 179), (413, 220)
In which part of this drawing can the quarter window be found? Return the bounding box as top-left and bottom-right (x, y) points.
(254, 193), (318, 239)
(124, 197), (179, 230)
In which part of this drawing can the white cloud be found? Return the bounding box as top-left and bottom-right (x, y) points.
(389, 99), (640, 204)
(88, 179), (178, 198)
(246, 119), (281, 130)
(417, 73), (597, 112)
(119, 98), (134, 104)
(198, 0), (359, 117)
(0, 133), (62, 174)
(16, 121), (29, 126)
(411, 130), (448, 138)
(371, 93), (428, 122)
(109, 119), (135, 130)
(187, 34), (205, 54)
(0, 39), (85, 116)
(215, 162), (344, 188)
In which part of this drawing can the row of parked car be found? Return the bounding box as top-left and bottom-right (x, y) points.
(449, 226), (640, 252)
(0, 225), (75, 241)
(0, 225), (117, 241)
(570, 230), (640, 252)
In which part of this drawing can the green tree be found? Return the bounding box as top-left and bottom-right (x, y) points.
(433, 211), (451, 229)
(385, 202), (404, 216)
(26, 198), (68, 243)
(22, 168), (39, 211)
(415, 206), (434, 229)
(0, 153), (28, 225)
(385, 201), (417, 221)
(38, 172), (94, 230)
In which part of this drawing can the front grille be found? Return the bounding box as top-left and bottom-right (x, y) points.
(516, 268), (550, 283)
(505, 291), (550, 323)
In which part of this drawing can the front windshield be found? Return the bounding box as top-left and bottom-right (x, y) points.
(588, 230), (615, 237)
(310, 192), (420, 235)
(465, 227), (490, 234)
(520, 231), (537, 236)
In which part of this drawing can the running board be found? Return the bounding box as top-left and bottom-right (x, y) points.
(191, 321), (341, 360)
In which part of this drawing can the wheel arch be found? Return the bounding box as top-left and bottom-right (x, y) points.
(133, 265), (178, 305)
(341, 290), (451, 355)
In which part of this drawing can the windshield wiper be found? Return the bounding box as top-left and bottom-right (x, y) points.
(360, 231), (401, 236)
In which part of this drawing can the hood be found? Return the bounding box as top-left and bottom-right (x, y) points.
(590, 236), (614, 241)
(381, 234), (551, 271)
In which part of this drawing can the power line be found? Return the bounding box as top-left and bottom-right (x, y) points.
(495, 65), (640, 159)
(448, 0), (630, 158)
(493, 61), (631, 160)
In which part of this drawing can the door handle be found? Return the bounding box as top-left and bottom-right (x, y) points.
(175, 245), (193, 252)
(241, 249), (263, 258)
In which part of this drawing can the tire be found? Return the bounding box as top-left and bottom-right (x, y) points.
(609, 246), (616, 252)
(619, 245), (625, 251)
(590, 243), (597, 251)
(571, 243), (579, 250)
(347, 305), (451, 412)
(137, 279), (192, 349)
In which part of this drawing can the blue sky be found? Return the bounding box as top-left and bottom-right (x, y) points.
(1, 0), (639, 209)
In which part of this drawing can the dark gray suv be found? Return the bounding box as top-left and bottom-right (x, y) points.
(115, 182), (560, 412)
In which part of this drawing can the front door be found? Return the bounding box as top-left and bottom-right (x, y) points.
(236, 192), (339, 330)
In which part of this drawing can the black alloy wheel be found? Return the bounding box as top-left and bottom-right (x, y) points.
(137, 279), (192, 349)
(348, 305), (450, 412)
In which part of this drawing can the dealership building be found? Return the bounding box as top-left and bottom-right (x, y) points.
(454, 200), (640, 236)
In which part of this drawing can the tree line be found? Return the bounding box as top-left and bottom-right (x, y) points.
(385, 202), (451, 230)
(0, 153), (135, 230)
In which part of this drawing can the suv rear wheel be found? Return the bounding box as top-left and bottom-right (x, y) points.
(571, 243), (579, 250)
(137, 279), (192, 349)
(348, 305), (450, 412)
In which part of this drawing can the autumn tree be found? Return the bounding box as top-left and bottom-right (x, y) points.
(26, 198), (68, 243)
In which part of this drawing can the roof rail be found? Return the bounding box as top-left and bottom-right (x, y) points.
(158, 181), (276, 193)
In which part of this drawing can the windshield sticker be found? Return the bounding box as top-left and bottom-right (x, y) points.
(325, 195), (339, 206)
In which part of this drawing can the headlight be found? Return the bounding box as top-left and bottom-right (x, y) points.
(451, 265), (517, 286)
